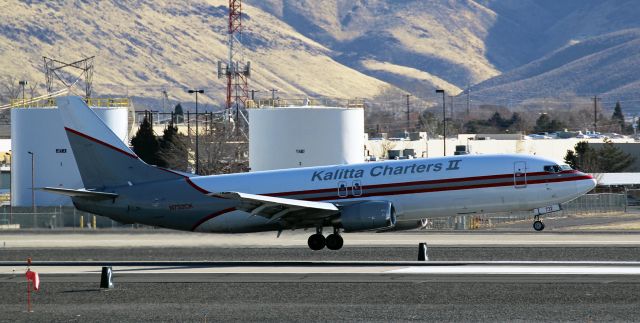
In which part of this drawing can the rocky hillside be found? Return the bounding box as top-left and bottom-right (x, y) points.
(0, 0), (391, 106)
(1, 0), (640, 108)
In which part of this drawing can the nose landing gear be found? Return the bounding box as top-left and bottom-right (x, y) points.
(307, 227), (344, 250)
(533, 215), (545, 231)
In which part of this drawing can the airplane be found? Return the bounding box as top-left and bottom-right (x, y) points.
(44, 96), (597, 251)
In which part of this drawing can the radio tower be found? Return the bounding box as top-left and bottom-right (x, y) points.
(218, 0), (251, 124)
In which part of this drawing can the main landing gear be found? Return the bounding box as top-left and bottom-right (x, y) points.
(533, 215), (545, 231)
(307, 227), (344, 251)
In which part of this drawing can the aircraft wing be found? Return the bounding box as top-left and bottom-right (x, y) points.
(212, 191), (339, 225)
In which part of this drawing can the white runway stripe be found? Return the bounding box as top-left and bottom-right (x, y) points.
(387, 265), (640, 275)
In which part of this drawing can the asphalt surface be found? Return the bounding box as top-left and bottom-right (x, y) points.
(2, 247), (640, 322)
(3, 246), (640, 262)
(2, 278), (639, 322)
(3, 228), (640, 322)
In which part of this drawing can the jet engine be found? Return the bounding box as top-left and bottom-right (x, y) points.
(338, 201), (396, 232)
(377, 219), (428, 232)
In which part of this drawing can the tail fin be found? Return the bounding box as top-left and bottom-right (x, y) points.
(57, 96), (184, 189)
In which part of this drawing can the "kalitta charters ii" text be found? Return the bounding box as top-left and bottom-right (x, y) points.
(311, 160), (462, 181)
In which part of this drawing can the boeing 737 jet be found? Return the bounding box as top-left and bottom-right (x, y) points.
(45, 96), (596, 250)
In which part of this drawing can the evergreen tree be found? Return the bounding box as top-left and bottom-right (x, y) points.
(564, 140), (635, 172)
(158, 119), (189, 171)
(131, 115), (163, 166)
(597, 139), (635, 172)
(174, 103), (184, 123)
(564, 150), (578, 169)
(564, 141), (598, 172)
(611, 101), (625, 133)
(534, 113), (565, 133)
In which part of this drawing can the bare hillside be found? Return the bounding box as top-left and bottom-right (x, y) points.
(0, 0), (392, 106)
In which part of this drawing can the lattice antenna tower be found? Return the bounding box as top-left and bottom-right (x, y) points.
(43, 56), (95, 99)
(217, 0), (251, 124)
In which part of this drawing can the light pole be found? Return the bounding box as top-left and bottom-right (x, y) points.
(27, 151), (36, 222)
(436, 89), (446, 156)
(19, 80), (28, 107)
(188, 89), (204, 174)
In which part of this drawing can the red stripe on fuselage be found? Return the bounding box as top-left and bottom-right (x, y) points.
(186, 177), (210, 194)
(285, 174), (593, 201)
(263, 171), (583, 198)
(65, 127), (139, 159)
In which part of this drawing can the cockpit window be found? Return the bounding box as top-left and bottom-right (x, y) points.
(560, 164), (572, 171)
(544, 165), (562, 173)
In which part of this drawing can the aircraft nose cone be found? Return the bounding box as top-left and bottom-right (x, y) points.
(577, 173), (597, 194)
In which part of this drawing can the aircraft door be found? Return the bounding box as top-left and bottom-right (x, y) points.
(338, 181), (348, 198)
(514, 161), (527, 188)
(352, 180), (362, 197)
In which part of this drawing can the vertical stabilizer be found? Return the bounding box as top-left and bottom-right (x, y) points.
(57, 96), (183, 189)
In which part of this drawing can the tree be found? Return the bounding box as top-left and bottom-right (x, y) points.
(197, 122), (248, 175)
(597, 139), (635, 172)
(564, 140), (635, 172)
(564, 141), (598, 172)
(158, 119), (189, 171)
(611, 101), (625, 133)
(533, 113), (565, 133)
(131, 115), (163, 166)
(174, 103), (184, 123)
(416, 110), (441, 137)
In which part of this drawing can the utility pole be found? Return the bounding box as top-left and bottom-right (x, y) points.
(404, 94), (411, 132)
(250, 89), (257, 100)
(466, 85), (470, 117)
(449, 95), (454, 121)
(593, 95), (597, 132)
(436, 89), (446, 156)
(188, 89), (204, 174)
(270, 88), (278, 106)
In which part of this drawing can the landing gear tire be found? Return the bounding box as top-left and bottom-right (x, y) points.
(533, 220), (545, 231)
(326, 234), (344, 250)
(308, 233), (326, 250)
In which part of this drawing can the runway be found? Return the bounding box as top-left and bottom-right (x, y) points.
(4, 260), (640, 276)
(2, 231), (640, 321)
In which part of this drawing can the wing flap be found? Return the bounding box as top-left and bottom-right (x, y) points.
(211, 191), (338, 224)
(42, 187), (118, 200)
(213, 192), (338, 211)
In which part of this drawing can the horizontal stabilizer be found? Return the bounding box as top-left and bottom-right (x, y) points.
(42, 187), (118, 200)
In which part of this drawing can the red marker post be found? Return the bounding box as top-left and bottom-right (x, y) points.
(25, 258), (39, 312)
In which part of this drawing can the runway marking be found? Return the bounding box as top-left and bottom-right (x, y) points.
(387, 265), (640, 275)
(4, 262), (640, 276)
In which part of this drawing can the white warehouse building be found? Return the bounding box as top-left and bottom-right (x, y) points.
(11, 102), (129, 207)
(248, 106), (364, 171)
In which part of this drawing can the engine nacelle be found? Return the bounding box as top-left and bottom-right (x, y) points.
(377, 219), (428, 232)
(338, 201), (396, 232)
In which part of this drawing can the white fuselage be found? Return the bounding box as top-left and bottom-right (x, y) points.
(188, 154), (596, 232)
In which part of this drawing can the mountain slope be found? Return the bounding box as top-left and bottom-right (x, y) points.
(471, 29), (640, 105)
(2, 1), (640, 107)
(0, 0), (392, 106)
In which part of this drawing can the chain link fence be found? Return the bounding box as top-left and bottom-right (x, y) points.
(423, 193), (627, 230)
(0, 193), (629, 231)
(0, 206), (126, 229)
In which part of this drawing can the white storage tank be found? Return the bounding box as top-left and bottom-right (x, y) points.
(11, 105), (129, 206)
(249, 106), (364, 171)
